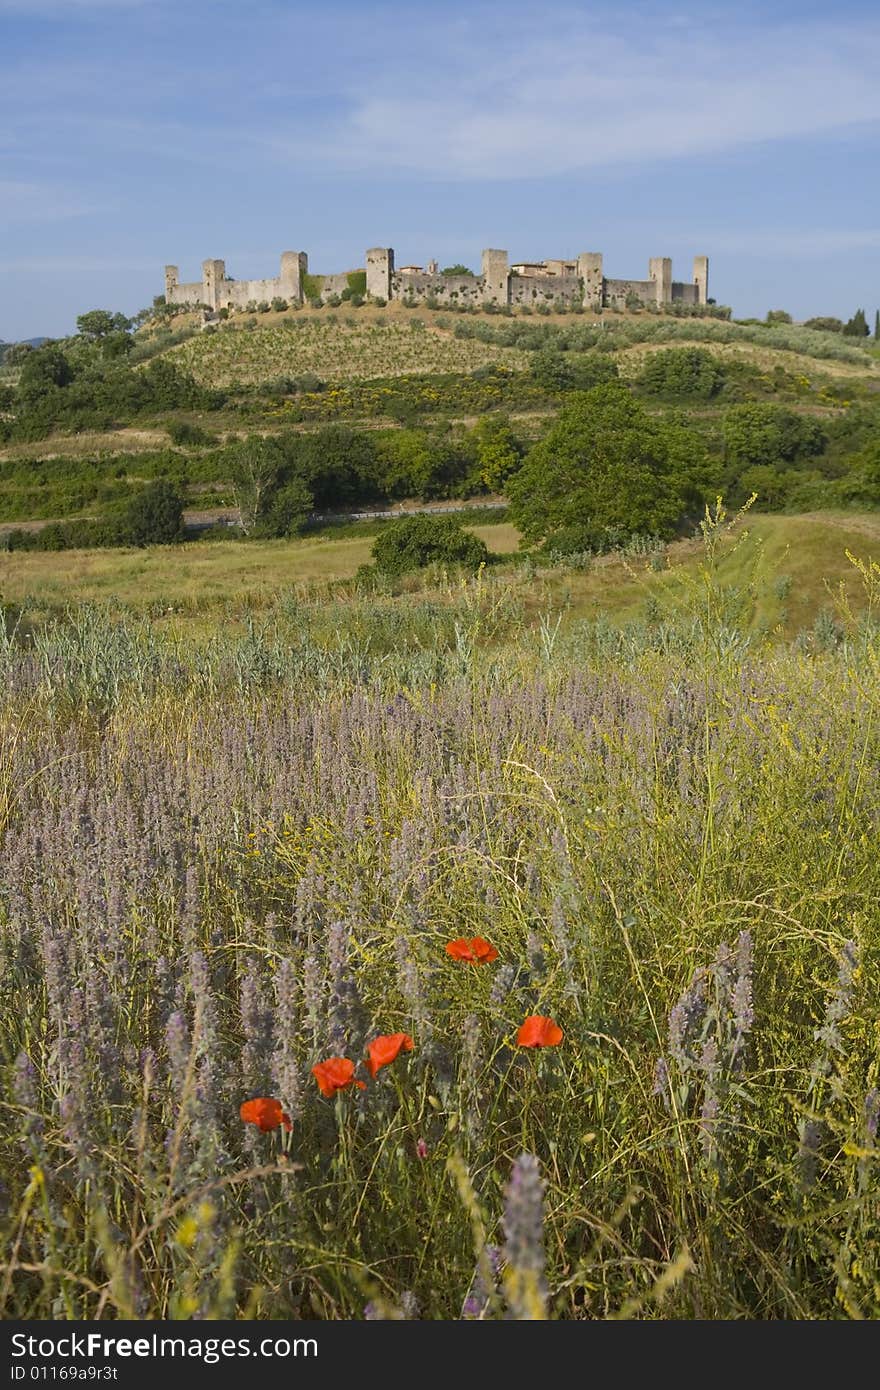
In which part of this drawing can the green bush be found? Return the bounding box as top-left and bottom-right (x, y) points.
(723, 403), (827, 469)
(637, 346), (725, 399)
(371, 514), (489, 576)
(803, 317), (843, 334)
(531, 349), (618, 393)
(120, 478), (185, 546)
(166, 420), (213, 446)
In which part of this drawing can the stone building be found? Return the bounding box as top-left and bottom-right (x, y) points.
(163, 246), (709, 312)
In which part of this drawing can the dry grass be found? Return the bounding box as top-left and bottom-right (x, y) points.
(0, 522), (520, 609)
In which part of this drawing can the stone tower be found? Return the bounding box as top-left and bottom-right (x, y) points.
(201, 258), (226, 311)
(366, 247), (394, 300)
(164, 265), (179, 300)
(693, 255), (709, 305)
(481, 249), (509, 305)
(577, 252), (603, 310)
(280, 251), (308, 305)
(648, 256), (672, 306)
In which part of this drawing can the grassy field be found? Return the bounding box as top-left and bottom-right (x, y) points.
(3, 513), (879, 640)
(0, 523), (518, 609)
(1, 508), (878, 1319)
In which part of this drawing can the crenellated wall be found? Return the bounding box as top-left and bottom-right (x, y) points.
(162, 246), (710, 313)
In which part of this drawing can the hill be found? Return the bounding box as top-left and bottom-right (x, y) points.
(1, 299), (878, 553)
(158, 300), (880, 388)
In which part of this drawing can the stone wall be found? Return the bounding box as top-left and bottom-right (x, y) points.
(509, 272), (582, 306)
(391, 270), (484, 304)
(162, 246), (709, 313)
(603, 277), (658, 310)
(671, 281), (700, 305)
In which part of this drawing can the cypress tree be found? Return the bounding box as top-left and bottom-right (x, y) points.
(842, 308), (869, 337)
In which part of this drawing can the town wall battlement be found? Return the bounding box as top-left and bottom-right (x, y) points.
(163, 246), (709, 313)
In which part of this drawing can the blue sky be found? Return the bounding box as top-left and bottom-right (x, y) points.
(1, 0), (878, 339)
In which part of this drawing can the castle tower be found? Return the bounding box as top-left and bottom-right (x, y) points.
(481, 249), (509, 305)
(366, 247), (394, 300)
(577, 252), (603, 310)
(648, 256), (672, 306)
(164, 265), (179, 300)
(693, 255), (709, 305)
(280, 251), (308, 305)
(201, 259), (226, 311)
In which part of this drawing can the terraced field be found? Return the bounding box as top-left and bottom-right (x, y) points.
(170, 313), (528, 386)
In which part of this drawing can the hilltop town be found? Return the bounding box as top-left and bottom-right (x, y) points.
(164, 245), (711, 314)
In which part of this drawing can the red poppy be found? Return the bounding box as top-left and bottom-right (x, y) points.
(445, 937), (499, 964)
(365, 1032), (414, 1079)
(516, 1015), (564, 1048)
(239, 1097), (292, 1132)
(311, 1057), (367, 1098)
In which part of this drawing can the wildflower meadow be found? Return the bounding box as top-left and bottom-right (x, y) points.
(1, 520), (878, 1320)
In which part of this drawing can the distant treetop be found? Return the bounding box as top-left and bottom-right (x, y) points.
(441, 264), (475, 277)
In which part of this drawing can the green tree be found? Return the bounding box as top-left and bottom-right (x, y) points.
(227, 437), (286, 535)
(3, 342), (34, 367)
(847, 439), (880, 503)
(76, 309), (132, 339)
(531, 348), (617, 393)
(468, 415), (523, 491)
(371, 514), (488, 576)
(120, 479), (184, 546)
(441, 264), (475, 277)
(291, 426), (380, 507)
(258, 475), (314, 538)
(637, 347), (725, 399)
(507, 381), (702, 551)
(17, 344), (73, 405)
(842, 308), (869, 338)
(765, 309), (793, 325)
(875, 310), (879, 341)
(722, 403), (826, 469)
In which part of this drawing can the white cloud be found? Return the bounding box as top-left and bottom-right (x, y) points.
(285, 16), (880, 179)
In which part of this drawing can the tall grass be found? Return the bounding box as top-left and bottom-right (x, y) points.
(0, 522), (878, 1319)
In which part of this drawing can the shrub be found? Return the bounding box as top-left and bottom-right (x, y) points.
(723, 403), (827, 469)
(371, 514), (489, 576)
(637, 347), (725, 399)
(531, 349), (618, 392)
(803, 317), (843, 334)
(120, 479), (185, 546)
(167, 420), (213, 446)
